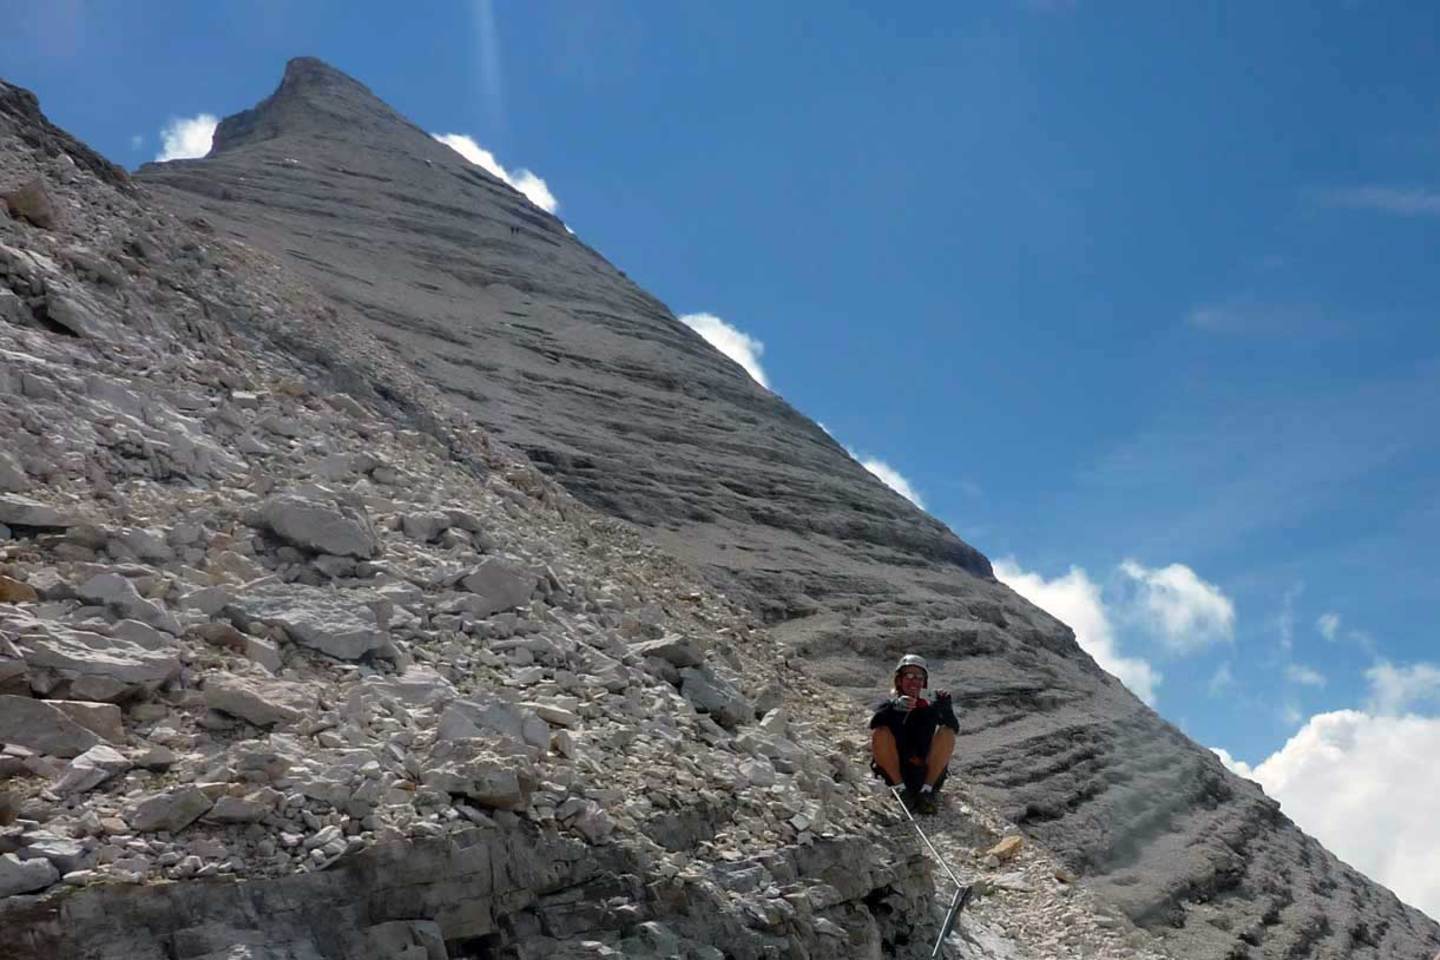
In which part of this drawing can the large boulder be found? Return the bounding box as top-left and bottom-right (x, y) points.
(0, 695), (101, 757)
(2, 178), (57, 229)
(13, 621), (180, 700)
(254, 493), (379, 558)
(224, 583), (388, 660)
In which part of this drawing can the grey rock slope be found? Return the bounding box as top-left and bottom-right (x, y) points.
(131, 58), (1440, 958)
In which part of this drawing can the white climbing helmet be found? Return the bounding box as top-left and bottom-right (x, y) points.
(893, 654), (928, 687)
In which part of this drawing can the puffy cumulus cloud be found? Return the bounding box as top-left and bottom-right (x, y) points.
(432, 133), (558, 213)
(155, 113), (217, 162)
(1230, 710), (1440, 919)
(1317, 611), (1341, 641)
(677, 312), (769, 388)
(994, 560), (1161, 705)
(1365, 661), (1440, 714)
(858, 457), (924, 509)
(1119, 560), (1235, 654)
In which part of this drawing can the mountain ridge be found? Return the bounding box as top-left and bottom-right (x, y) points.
(134, 58), (1439, 958)
(0, 55), (1431, 958)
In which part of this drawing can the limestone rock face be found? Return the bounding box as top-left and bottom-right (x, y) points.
(0, 59), (1432, 960)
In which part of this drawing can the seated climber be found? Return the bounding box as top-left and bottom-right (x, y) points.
(870, 654), (957, 815)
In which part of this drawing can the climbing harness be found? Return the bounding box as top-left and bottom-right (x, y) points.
(890, 786), (975, 958)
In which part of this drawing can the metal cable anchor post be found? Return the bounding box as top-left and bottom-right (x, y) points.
(890, 786), (975, 959)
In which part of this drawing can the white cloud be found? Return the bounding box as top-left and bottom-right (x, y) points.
(1285, 663), (1327, 688)
(1208, 661), (1234, 696)
(432, 133), (558, 213)
(1324, 186), (1440, 218)
(154, 113), (218, 162)
(129, 133), (144, 152)
(994, 559), (1161, 705)
(1317, 611), (1341, 641)
(677, 312), (769, 388)
(1119, 560), (1235, 654)
(1229, 710), (1440, 919)
(859, 457), (924, 508)
(1365, 661), (1440, 714)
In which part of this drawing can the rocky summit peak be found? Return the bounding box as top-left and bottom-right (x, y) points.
(210, 56), (419, 156)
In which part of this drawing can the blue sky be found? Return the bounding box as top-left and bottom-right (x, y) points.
(9, 1), (1440, 915)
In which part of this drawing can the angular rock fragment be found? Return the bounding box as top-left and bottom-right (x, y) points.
(438, 696), (549, 750)
(400, 511), (452, 543)
(458, 558), (537, 617)
(2, 177), (57, 229)
(43, 287), (107, 339)
(126, 785), (213, 833)
(422, 741), (534, 810)
(986, 835), (1024, 863)
(0, 494), (78, 531)
(75, 573), (181, 635)
(51, 743), (130, 795)
(223, 583), (388, 660)
(203, 674), (311, 726)
(0, 576), (38, 604)
(0, 851), (58, 897)
(632, 635), (704, 669)
(254, 493), (379, 558)
(16, 621), (180, 698)
(48, 700), (124, 742)
(206, 795), (271, 824)
(679, 666), (753, 730)
(19, 833), (87, 873)
(361, 666), (455, 706)
(0, 695), (101, 757)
